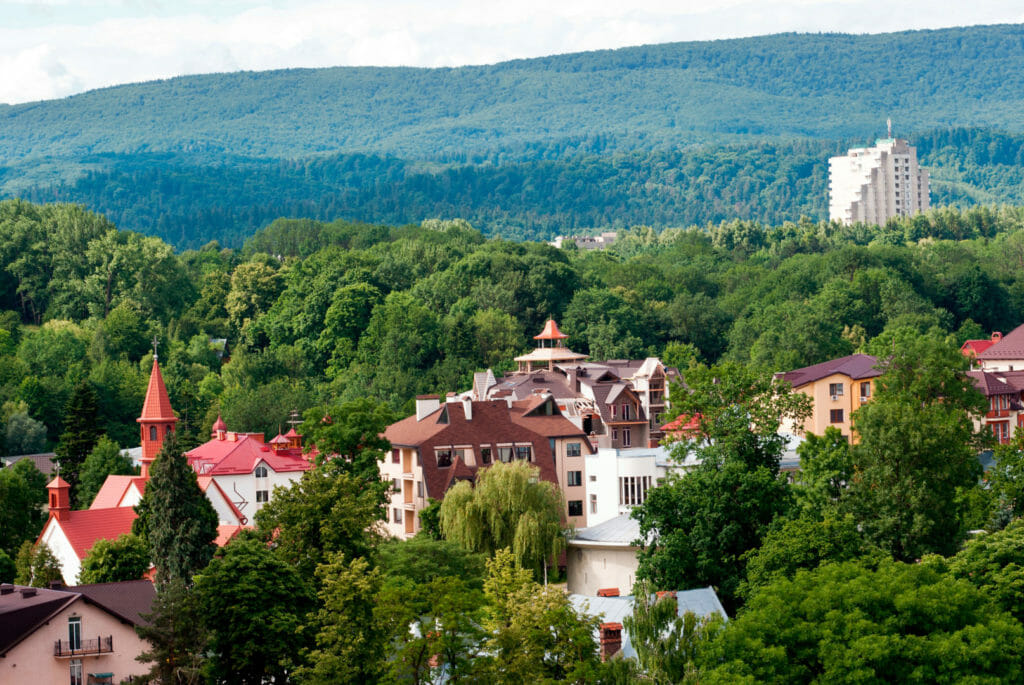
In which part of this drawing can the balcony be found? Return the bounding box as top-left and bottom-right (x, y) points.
(54, 636), (113, 657)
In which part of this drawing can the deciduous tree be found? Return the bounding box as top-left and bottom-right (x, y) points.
(440, 461), (564, 579)
(79, 533), (149, 584)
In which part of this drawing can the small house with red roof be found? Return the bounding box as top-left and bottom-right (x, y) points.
(38, 354), (251, 584)
(186, 420), (312, 520)
(962, 332), (1002, 362)
(381, 392), (593, 538)
(977, 324), (1024, 373)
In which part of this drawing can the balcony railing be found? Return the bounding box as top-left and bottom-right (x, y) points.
(54, 636), (113, 657)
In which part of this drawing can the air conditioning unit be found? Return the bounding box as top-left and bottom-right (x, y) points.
(830, 395), (838, 401)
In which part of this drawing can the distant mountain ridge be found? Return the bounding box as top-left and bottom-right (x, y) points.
(3, 24), (1024, 246)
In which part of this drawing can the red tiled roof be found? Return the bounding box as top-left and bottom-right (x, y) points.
(89, 476), (146, 510)
(661, 414), (702, 433)
(52, 508), (138, 560)
(138, 359), (176, 423)
(284, 428), (301, 439)
(214, 524), (249, 547)
(534, 319), (569, 340)
(186, 433), (311, 476)
(779, 354), (882, 388)
(47, 475), (70, 490)
(962, 339), (996, 357)
(978, 324), (1024, 361)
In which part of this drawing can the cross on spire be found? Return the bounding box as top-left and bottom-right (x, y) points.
(152, 335), (160, 360)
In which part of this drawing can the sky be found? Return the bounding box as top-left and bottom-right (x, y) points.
(2, 0), (1023, 106)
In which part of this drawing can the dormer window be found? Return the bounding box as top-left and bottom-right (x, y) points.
(254, 465), (268, 478)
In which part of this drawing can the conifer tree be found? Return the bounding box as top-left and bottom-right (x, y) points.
(133, 431), (217, 585)
(54, 380), (102, 504)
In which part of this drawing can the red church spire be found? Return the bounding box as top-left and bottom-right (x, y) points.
(137, 346), (177, 478)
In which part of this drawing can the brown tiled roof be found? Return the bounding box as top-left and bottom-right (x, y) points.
(968, 371), (1016, 396)
(779, 354), (882, 388)
(74, 579), (156, 627)
(0, 585), (79, 657)
(978, 324), (1024, 361)
(511, 398), (593, 445)
(384, 400), (562, 500)
(997, 371), (1024, 392)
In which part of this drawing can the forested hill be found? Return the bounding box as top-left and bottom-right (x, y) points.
(4, 25), (1024, 162)
(4, 24), (1024, 247)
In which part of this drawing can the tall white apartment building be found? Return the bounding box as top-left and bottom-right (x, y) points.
(828, 137), (930, 225)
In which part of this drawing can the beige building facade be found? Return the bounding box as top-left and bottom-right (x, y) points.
(829, 137), (930, 226)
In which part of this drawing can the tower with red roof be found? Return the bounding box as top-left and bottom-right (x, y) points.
(136, 352), (177, 478)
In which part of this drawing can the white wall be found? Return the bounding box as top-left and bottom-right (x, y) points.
(566, 543), (640, 595)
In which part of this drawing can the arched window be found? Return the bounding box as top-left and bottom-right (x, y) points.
(149, 426), (157, 441)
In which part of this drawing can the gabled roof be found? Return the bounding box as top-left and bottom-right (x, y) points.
(138, 358), (176, 423)
(0, 580), (157, 657)
(968, 370), (1016, 396)
(962, 339), (997, 357)
(197, 476), (248, 525)
(74, 579), (156, 627)
(385, 399), (563, 500)
(90, 475), (146, 510)
(978, 324), (1024, 361)
(186, 433), (311, 476)
(214, 524), (248, 547)
(0, 585), (79, 657)
(47, 508), (138, 560)
(779, 353), (882, 388)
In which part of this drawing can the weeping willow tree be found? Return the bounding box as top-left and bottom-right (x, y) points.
(439, 461), (565, 580)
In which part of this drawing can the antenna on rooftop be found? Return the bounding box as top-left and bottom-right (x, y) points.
(287, 409), (302, 429)
(887, 117), (892, 139)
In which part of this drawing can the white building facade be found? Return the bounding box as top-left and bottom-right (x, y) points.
(829, 137), (930, 226)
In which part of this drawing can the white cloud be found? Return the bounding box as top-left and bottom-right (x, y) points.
(0, 0), (1022, 104)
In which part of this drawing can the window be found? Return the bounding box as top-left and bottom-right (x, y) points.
(612, 428), (619, 441)
(567, 471), (583, 487)
(515, 445), (532, 461)
(589, 475), (597, 482)
(567, 500), (583, 517)
(498, 446), (513, 463)
(70, 659), (83, 685)
(256, 490), (269, 503)
(590, 494), (598, 514)
(621, 403), (632, 420)
(415, 450), (421, 467)
(417, 481), (424, 498)
(149, 426), (157, 440)
(393, 508), (403, 523)
(622, 428), (631, 447)
(830, 409), (844, 423)
(68, 616), (82, 651)
(619, 476), (653, 506)
(392, 449), (400, 464)
(254, 465), (268, 478)
(611, 405), (617, 418)
(481, 447), (492, 464)
(435, 448), (452, 468)
(860, 382), (871, 400)
(391, 478), (399, 492)
(828, 383), (844, 397)
(566, 442), (582, 457)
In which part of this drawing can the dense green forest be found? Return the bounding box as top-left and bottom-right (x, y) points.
(0, 197), (1020, 456)
(4, 25), (1024, 247)
(9, 127), (1024, 248)
(4, 25), (1024, 162)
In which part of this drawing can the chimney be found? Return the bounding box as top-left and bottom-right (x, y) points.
(416, 395), (441, 421)
(599, 622), (623, 661)
(993, 332), (1003, 342)
(462, 397), (473, 421)
(20, 588), (38, 598)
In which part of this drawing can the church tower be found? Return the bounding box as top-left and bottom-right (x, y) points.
(137, 351), (177, 478)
